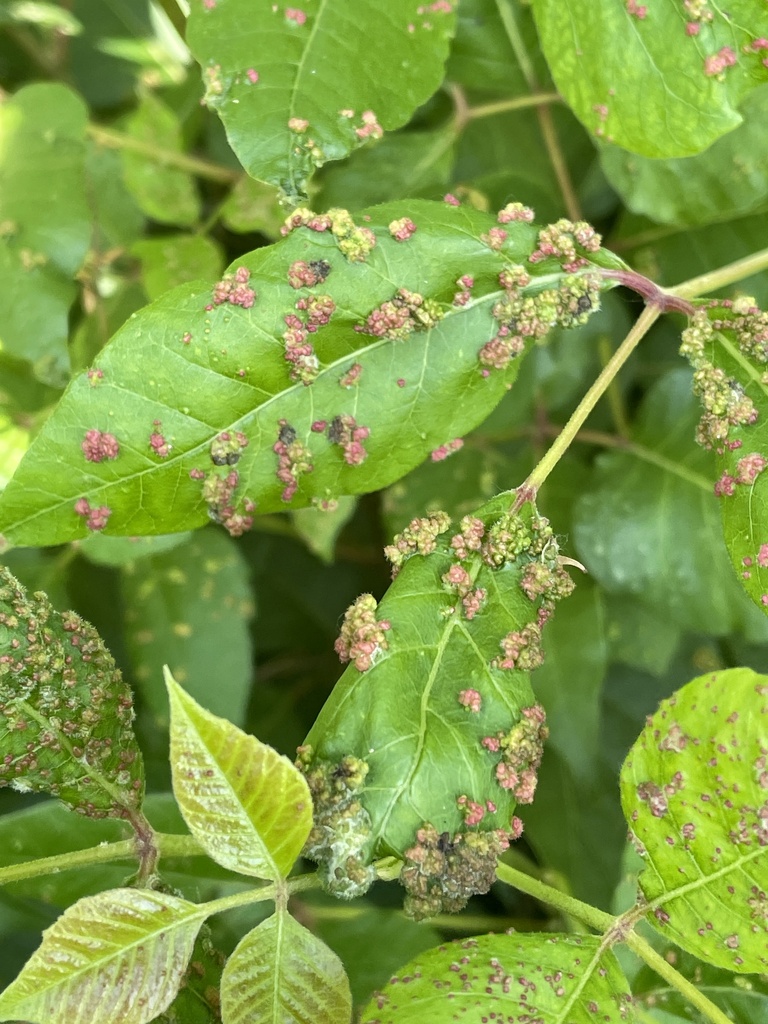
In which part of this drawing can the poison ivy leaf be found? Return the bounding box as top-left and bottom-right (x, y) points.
(186, 0), (457, 199)
(679, 304), (768, 614)
(220, 909), (351, 1024)
(0, 887), (207, 1024)
(132, 234), (225, 302)
(121, 91), (201, 227)
(532, 0), (768, 158)
(301, 494), (578, 913)
(0, 83), (90, 383)
(573, 368), (768, 638)
(123, 528), (254, 726)
(166, 671), (312, 879)
(0, 566), (144, 818)
(359, 932), (633, 1023)
(0, 199), (621, 547)
(621, 666), (768, 973)
(601, 85), (768, 228)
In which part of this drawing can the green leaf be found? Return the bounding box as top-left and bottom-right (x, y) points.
(121, 91), (201, 227)
(220, 909), (352, 1024)
(358, 932), (633, 1023)
(0, 566), (144, 818)
(621, 666), (768, 973)
(301, 495), (577, 911)
(446, 0), (542, 92)
(679, 304), (768, 615)
(166, 671), (312, 880)
(573, 368), (768, 638)
(0, 83), (90, 382)
(601, 85), (768, 227)
(85, 143), (145, 250)
(80, 531), (193, 567)
(186, 0), (457, 199)
(220, 175), (283, 237)
(131, 234), (225, 302)
(532, 0), (768, 158)
(0, 200), (619, 547)
(605, 597), (681, 678)
(0, 887), (207, 1024)
(123, 528), (254, 726)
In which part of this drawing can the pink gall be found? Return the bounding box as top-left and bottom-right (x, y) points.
(458, 689), (482, 713)
(81, 430), (120, 463)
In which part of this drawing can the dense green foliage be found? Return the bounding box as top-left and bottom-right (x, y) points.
(0, 1), (767, 1022)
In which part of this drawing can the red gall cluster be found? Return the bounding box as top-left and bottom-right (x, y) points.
(283, 294), (335, 385)
(528, 218), (601, 270)
(714, 453), (768, 498)
(480, 227), (507, 251)
(334, 593), (391, 671)
(81, 430), (119, 463)
(441, 563), (486, 620)
(626, 0), (647, 18)
(483, 704), (548, 802)
(494, 623), (544, 672)
(74, 498), (112, 531)
(497, 202), (534, 223)
(210, 430), (248, 466)
(357, 287), (444, 340)
(285, 7), (306, 25)
(389, 217), (417, 241)
(457, 795), (498, 826)
(384, 511), (452, 574)
(704, 46), (737, 76)
(287, 259), (331, 289)
(281, 207), (376, 262)
(452, 274), (474, 307)
(328, 414), (370, 465)
(87, 368), (104, 385)
(201, 468), (254, 536)
(339, 362), (363, 388)
(431, 438), (463, 461)
(450, 515), (485, 560)
(273, 420), (313, 502)
(457, 688), (482, 713)
(355, 110), (383, 140)
(207, 266), (256, 310)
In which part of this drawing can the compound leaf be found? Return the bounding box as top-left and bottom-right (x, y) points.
(621, 666), (768, 973)
(220, 909), (351, 1024)
(0, 566), (144, 818)
(0, 200), (620, 548)
(0, 888), (207, 1024)
(166, 671), (312, 880)
(300, 495), (577, 914)
(532, 0), (768, 158)
(359, 932), (633, 1023)
(186, 0), (457, 199)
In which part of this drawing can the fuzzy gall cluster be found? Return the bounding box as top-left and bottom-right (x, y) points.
(273, 420), (314, 501)
(207, 266), (256, 309)
(297, 748), (376, 899)
(333, 594), (391, 671)
(357, 288), (444, 341)
(384, 511), (452, 575)
(482, 704), (548, 803)
(281, 207), (376, 262)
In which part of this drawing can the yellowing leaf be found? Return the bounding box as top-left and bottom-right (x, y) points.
(166, 670), (312, 880)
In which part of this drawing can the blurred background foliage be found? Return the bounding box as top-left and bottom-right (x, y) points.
(0, 2), (767, 1020)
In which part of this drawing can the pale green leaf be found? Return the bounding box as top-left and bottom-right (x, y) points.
(601, 85), (768, 227)
(220, 909), (351, 1024)
(621, 666), (768, 973)
(121, 91), (201, 227)
(0, 888), (207, 1024)
(186, 0), (457, 199)
(166, 671), (312, 880)
(291, 494), (356, 564)
(132, 234), (225, 301)
(532, 0), (768, 158)
(359, 932), (633, 1023)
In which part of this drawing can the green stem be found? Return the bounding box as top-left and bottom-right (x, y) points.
(87, 125), (240, 185)
(202, 872), (321, 917)
(597, 335), (630, 438)
(625, 932), (734, 1024)
(496, 861), (613, 932)
(497, 865), (734, 1024)
(467, 92), (561, 120)
(519, 304), (660, 497)
(671, 245), (768, 299)
(0, 832), (203, 888)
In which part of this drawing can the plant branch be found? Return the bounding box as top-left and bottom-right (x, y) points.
(515, 304), (660, 503)
(155, 0), (187, 40)
(87, 124), (241, 185)
(202, 872), (322, 917)
(467, 92), (562, 121)
(496, 861), (613, 931)
(0, 832), (204, 888)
